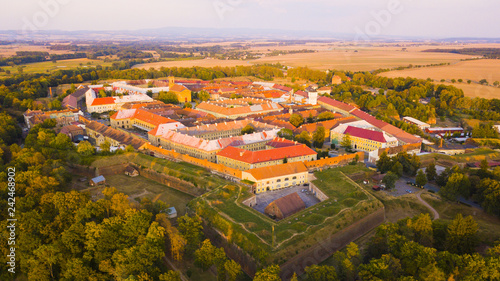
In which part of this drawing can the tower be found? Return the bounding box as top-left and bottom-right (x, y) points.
(168, 76), (175, 87)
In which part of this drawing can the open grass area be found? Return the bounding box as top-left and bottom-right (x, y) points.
(91, 152), (232, 190)
(0, 58), (114, 77)
(191, 164), (383, 264)
(105, 174), (193, 215)
(421, 192), (500, 245)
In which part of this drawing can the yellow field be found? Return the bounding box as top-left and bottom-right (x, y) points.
(0, 44), (72, 57)
(0, 58), (113, 77)
(380, 59), (500, 84)
(133, 58), (250, 70)
(135, 44), (474, 72)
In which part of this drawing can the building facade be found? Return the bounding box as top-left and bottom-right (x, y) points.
(241, 162), (309, 194)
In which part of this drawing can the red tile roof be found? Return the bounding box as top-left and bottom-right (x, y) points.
(318, 96), (357, 113)
(344, 126), (387, 143)
(91, 97), (116, 106)
(217, 144), (316, 164)
(266, 137), (298, 148)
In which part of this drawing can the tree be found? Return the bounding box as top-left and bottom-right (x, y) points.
(295, 131), (312, 146)
(317, 111), (336, 121)
(100, 140), (111, 153)
(158, 91), (179, 104)
(177, 215), (203, 254)
(277, 128), (294, 140)
(305, 265), (338, 281)
(254, 265), (281, 281)
(159, 271), (182, 281)
(416, 169), (427, 187)
(312, 126), (326, 148)
(125, 145), (135, 152)
(183, 102), (192, 109)
(391, 162), (403, 178)
(289, 113), (304, 127)
(197, 90), (211, 101)
(358, 254), (402, 281)
(407, 213), (433, 246)
(376, 151), (393, 174)
(195, 239), (217, 271)
(440, 173), (470, 201)
(426, 163), (437, 181)
(77, 141), (95, 156)
(382, 172), (398, 189)
(479, 79), (488, 85)
(446, 214), (478, 254)
(241, 124), (255, 135)
(494, 81), (500, 87)
(477, 178), (500, 216)
(341, 133), (352, 149)
(224, 259), (242, 281)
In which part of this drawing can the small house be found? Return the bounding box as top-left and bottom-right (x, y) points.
(164, 207), (177, 218)
(124, 165), (139, 177)
(90, 175), (106, 186)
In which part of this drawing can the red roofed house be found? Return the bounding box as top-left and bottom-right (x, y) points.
(317, 96), (357, 115)
(217, 142), (317, 170)
(331, 125), (398, 152)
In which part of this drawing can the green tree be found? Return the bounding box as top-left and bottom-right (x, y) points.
(197, 90), (211, 101)
(254, 265), (281, 281)
(440, 173), (470, 201)
(426, 163), (437, 181)
(195, 239), (217, 271)
(289, 114), (304, 127)
(159, 271), (182, 281)
(183, 102), (192, 109)
(158, 91), (180, 104)
(382, 172), (398, 189)
(391, 162), (403, 178)
(341, 133), (352, 149)
(295, 131), (312, 146)
(125, 145), (135, 152)
(224, 259), (242, 281)
(376, 151), (393, 174)
(241, 124), (255, 135)
(177, 215), (203, 254)
(317, 111), (336, 121)
(312, 126), (326, 148)
(277, 128), (294, 140)
(77, 141), (95, 156)
(446, 214), (478, 254)
(358, 254), (402, 281)
(305, 265), (338, 281)
(407, 213), (434, 246)
(100, 140), (111, 153)
(416, 169), (427, 187)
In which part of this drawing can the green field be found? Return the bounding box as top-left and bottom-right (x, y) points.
(0, 58), (114, 77)
(190, 164), (383, 265)
(92, 152), (232, 190)
(104, 174), (193, 215)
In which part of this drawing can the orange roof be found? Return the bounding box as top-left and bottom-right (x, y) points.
(217, 145), (316, 164)
(244, 162), (308, 181)
(111, 108), (177, 127)
(170, 84), (189, 92)
(294, 117), (357, 134)
(91, 97), (115, 106)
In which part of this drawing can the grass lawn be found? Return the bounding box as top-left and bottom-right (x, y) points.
(0, 58), (114, 77)
(105, 174), (194, 215)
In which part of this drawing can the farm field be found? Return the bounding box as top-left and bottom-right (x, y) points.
(0, 58), (114, 77)
(380, 59), (500, 82)
(0, 44), (73, 57)
(133, 58), (251, 70)
(441, 82), (500, 99)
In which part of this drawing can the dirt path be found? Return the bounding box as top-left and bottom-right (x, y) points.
(128, 189), (151, 201)
(163, 256), (189, 281)
(416, 191), (440, 220)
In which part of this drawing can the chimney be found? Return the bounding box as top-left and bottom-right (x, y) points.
(240, 151), (244, 157)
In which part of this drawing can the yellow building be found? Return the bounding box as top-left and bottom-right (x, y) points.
(110, 108), (184, 132)
(331, 125), (398, 152)
(242, 162), (309, 194)
(168, 77), (192, 103)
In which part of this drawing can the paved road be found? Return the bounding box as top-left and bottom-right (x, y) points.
(416, 191), (440, 220)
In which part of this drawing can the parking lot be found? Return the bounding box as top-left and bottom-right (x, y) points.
(383, 178), (423, 197)
(252, 185), (321, 214)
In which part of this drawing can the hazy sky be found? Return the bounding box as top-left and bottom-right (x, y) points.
(1, 0), (499, 38)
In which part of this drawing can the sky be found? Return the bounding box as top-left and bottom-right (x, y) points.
(0, 0), (499, 38)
